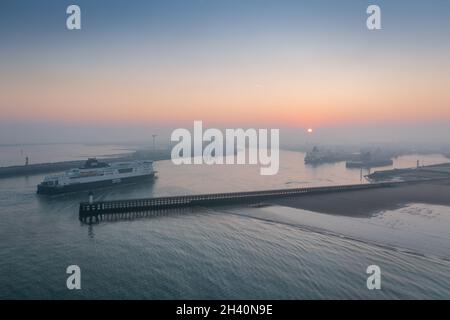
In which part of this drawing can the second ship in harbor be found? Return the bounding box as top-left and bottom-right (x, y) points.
(37, 158), (155, 195)
(305, 146), (394, 168)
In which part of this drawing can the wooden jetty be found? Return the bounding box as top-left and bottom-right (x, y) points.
(79, 182), (396, 223)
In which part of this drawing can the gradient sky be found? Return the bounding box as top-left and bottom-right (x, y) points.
(1, 0), (450, 143)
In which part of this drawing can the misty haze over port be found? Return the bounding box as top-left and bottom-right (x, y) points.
(1, 1), (450, 148)
(1, 0), (450, 300)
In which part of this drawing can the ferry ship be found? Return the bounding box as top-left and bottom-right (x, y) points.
(37, 158), (155, 195)
(345, 151), (393, 168)
(304, 146), (348, 165)
(345, 158), (393, 169)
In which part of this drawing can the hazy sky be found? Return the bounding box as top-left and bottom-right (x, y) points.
(1, 0), (450, 144)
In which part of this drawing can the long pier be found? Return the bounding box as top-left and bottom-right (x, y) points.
(0, 149), (171, 179)
(79, 182), (396, 223)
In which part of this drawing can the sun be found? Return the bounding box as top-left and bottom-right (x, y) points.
(307, 128), (313, 133)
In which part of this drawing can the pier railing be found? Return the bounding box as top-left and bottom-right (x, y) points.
(79, 182), (395, 223)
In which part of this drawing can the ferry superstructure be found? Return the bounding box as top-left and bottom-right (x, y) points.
(37, 158), (155, 195)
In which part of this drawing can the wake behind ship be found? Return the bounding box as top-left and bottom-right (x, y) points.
(37, 158), (155, 195)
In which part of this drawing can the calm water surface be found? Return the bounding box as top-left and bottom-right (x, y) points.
(0, 148), (449, 299)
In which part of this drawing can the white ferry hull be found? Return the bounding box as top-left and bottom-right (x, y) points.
(37, 172), (155, 195)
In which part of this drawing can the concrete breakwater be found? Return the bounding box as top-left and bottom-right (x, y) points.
(0, 149), (171, 178)
(0, 160), (87, 178)
(367, 162), (450, 182)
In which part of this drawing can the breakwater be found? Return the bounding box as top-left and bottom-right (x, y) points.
(0, 149), (171, 178)
(79, 182), (395, 223)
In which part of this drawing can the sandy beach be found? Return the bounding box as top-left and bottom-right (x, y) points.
(271, 180), (450, 217)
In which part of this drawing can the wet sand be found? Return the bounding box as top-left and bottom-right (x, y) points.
(271, 180), (450, 217)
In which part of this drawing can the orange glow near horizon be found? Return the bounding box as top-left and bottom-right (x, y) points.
(1, 54), (450, 128)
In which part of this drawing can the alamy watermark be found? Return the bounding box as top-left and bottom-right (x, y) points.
(366, 265), (381, 290)
(66, 265), (81, 290)
(66, 4), (381, 31)
(367, 5), (382, 30)
(171, 121), (279, 175)
(66, 5), (81, 30)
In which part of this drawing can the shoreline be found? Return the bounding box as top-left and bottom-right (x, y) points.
(272, 180), (450, 217)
